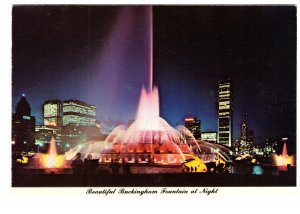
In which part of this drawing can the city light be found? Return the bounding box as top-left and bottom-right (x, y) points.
(22, 115), (30, 120)
(184, 118), (195, 122)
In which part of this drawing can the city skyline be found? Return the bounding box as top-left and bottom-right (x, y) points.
(12, 6), (296, 143)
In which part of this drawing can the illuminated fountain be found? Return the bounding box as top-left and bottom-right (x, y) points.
(20, 136), (66, 174)
(40, 137), (65, 169)
(64, 87), (232, 172)
(273, 142), (295, 170)
(63, 86), (233, 172)
(98, 86), (192, 165)
(22, 137), (68, 173)
(65, 87), (194, 165)
(64, 6), (233, 173)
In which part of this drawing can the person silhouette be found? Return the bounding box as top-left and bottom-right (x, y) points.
(84, 154), (96, 175)
(71, 153), (83, 174)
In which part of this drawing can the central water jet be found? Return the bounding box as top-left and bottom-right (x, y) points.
(41, 137), (65, 169)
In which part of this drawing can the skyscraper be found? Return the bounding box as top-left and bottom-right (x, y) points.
(241, 112), (248, 141)
(184, 117), (201, 140)
(217, 80), (232, 147)
(12, 95), (36, 152)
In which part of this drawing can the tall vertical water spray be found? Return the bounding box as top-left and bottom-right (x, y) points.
(149, 6), (153, 92)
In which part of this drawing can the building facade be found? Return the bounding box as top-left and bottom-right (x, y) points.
(43, 100), (63, 128)
(61, 124), (101, 150)
(35, 125), (61, 145)
(184, 117), (201, 140)
(40, 100), (63, 146)
(63, 100), (96, 126)
(62, 100), (98, 149)
(217, 80), (233, 147)
(201, 132), (217, 143)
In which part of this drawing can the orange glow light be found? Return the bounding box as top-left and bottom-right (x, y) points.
(274, 155), (294, 167)
(185, 118), (195, 122)
(46, 121), (57, 127)
(41, 154), (65, 168)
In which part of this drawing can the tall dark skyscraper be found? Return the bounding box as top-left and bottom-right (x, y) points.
(241, 112), (248, 141)
(12, 95), (36, 152)
(218, 80), (232, 147)
(184, 117), (201, 140)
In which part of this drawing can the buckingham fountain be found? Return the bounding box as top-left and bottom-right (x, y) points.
(63, 86), (233, 174)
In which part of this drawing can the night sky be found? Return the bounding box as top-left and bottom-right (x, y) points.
(12, 6), (296, 144)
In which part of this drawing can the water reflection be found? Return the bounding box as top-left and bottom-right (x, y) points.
(252, 165), (263, 175)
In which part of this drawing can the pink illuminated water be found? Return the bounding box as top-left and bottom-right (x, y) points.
(281, 143), (288, 157)
(135, 86), (160, 130)
(48, 137), (57, 156)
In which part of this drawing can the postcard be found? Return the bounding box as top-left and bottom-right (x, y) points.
(3, 3), (298, 211)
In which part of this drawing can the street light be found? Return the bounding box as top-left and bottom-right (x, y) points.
(65, 143), (70, 152)
(24, 141), (28, 152)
